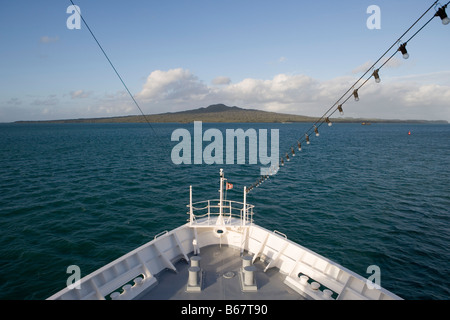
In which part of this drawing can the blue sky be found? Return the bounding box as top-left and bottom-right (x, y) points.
(0, 0), (449, 122)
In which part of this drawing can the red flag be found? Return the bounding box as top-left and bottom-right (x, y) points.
(226, 182), (233, 190)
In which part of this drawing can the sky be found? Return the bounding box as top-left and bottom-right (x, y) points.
(0, 0), (449, 122)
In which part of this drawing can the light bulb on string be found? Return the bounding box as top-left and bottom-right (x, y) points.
(244, 3), (448, 196)
(398, 43), (409, 59)
(353, 89), (359, 101)
(297, 141), (302, 151)
(435, 5), (450, 25)
(272, 166), (278, 175)
(373, 69), (381, 83)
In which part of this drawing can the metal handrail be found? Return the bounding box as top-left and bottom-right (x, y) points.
(273, 230), (287, 239)
(154, 230), (168, 240)
(188, 199), (255, 226)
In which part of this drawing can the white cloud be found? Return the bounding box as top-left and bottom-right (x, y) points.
(97, 103), (134, 115)
(5, 68), (447, 123)
(95, 91), (135, 115)
(136, 68), (209, 102)
(352, 57), (403, 74)
(382, 57), (403, 69)
(212, 76), (231, 85)
(134, 68), (449, 121)
(219, 74), (318, 107)
(388, 70), (450, 86)
(70, 90), (91, 99)
(352, 61), (374, 74)
(403, 83), (450, 106)
(333, 80), (450, 121)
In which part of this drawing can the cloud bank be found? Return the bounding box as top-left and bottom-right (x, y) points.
(134, 68), (450, 121)
(2, 68), (448, 122)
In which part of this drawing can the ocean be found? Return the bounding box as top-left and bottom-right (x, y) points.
(0, 122), (449, 300)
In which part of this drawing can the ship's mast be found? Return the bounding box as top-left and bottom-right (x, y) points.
(217, 169), (224, 225)
(243, 186), (247, 227)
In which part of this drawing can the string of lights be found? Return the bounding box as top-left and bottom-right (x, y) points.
(246, 1), (449, 194)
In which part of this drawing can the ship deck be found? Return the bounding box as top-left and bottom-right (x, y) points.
(47, 171), (402, 301)
(136, 244), (304, 300)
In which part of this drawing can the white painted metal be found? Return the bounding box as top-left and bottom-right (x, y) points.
(47, 170), (402, 300)
(243, 186), (247, 227)
(47, 217), (401, 300)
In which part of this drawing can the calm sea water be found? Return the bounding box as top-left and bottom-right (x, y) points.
(0, 122), (449, 300)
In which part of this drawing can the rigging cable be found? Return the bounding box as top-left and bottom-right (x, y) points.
(246, 0), (448, 194)
(314, 0), (440, 127)
(68, 0), (159, 140)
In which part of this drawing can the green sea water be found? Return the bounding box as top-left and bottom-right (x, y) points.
(0, 122), (449, 299)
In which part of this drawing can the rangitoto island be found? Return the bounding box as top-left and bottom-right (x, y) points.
(14, 104), (448, 124)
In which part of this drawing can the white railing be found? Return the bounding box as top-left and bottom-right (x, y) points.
(187, 199), (254, 227)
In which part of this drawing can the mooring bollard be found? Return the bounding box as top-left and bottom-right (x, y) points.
(190, 255), (201, 268)
(244, 265), (256, 286)
(188, 266), (200, 287)
(242, 255), (253, 269)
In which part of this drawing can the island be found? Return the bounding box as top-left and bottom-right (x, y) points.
(14, 104), (448, 124)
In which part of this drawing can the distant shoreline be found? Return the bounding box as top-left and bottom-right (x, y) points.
(12, 119), (448, 124)
(11, 104), (448, 124)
